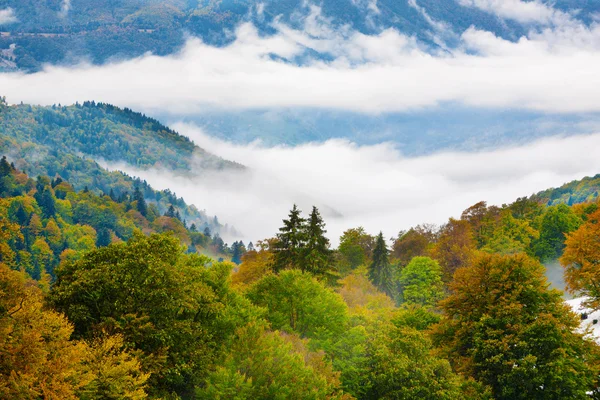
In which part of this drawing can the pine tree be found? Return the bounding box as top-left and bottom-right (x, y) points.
(38, 189), (56, 218)
(133, 186), (147, 217)
(369, 232), (394, 298)
(0, 156), (12, 176)
(303, 206), (331, 275)
(96, 228), (112, 247)
(165, 205), (176, 218)
(190, 223), (197, 232)
(15, 205), (29, 226)
(231, 241), (244, 265)
(273, 205), (307, 272)
(203, 226), (211, 237)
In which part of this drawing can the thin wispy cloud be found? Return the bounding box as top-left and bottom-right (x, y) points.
(1, 5), (599, 115)
(458, 0), (573, 25)
(105, 125), (600, 245)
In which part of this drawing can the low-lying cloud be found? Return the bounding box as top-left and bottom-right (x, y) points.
(59, 0), (72, 18)
(105, 125), (600, 246)
(1, 5), (600, 115)
(0, 8), (17, 25)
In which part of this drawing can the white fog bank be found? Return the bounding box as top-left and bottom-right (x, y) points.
(103, 127), (600, 245)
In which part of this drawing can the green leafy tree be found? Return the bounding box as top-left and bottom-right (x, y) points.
(198, 323), (347, 400)
(366, 320), (483, 400)
(533, 204), (581, 261)
(434, 252), (600, 400)
(397, 256), (444, 307)
(247, 270), (349, 339)
(337, 227), (375, 273)
(49, 233), (234, 398)
(368, 232), (394, 298)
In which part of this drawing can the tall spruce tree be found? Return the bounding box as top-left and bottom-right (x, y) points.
(165, 205), (176, 218)
(133, 186), (147, 217)
(273, 204), (306, 272)
(231, 241), (245, 265)
(369, 232), (394, 298)
(304, 206), (331, 275)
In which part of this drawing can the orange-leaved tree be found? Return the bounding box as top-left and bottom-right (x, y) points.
(561, 208), (600, 308)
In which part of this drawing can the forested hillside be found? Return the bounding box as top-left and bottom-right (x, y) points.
(0, 98), (241, 233)
(532, 173), (600, 206)
(0, 156), (245, 273)
(2, 0), (599, 71)
(2, 161), (600, 398)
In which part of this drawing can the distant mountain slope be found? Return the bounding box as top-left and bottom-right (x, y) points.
(532, 174), (600, 206)
(1, 0), (598, 71)
(0, 99), (242, 233)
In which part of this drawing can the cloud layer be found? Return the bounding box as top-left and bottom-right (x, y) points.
(107, 125), (600, 245)
(1, 5), (600, 115)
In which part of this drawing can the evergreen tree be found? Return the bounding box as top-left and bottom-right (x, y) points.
(165, 205), (176, 218)
(35, 188), (56, 218)
(133, 186), (147, 217)
(231, 241), (244, 265)
(203, 226), (211, 237)
(303, 206), (331, 275)
(368, 232), (394, 298)
(0, 156), (12, 176)
(190, 223), (197, 232)
(273, 205), (307, 272)
(15, 205), (29, 226)
(96, 228), (112, 247)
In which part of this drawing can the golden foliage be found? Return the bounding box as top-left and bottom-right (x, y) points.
(561, 209), (600, 307)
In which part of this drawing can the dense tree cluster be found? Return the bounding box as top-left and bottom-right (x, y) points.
(272, 205), (333, 276)
(2, 167), (600, 398)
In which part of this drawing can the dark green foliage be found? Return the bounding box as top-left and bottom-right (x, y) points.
(273, 205), (333, 275)
(133, 185), (147, 217)
(231, 241), (245, 265)
(273, 204), (307, 272)
(368, 232), (394, 298)
(96, 228), (112, 248)
(304, 206), (332, 275)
